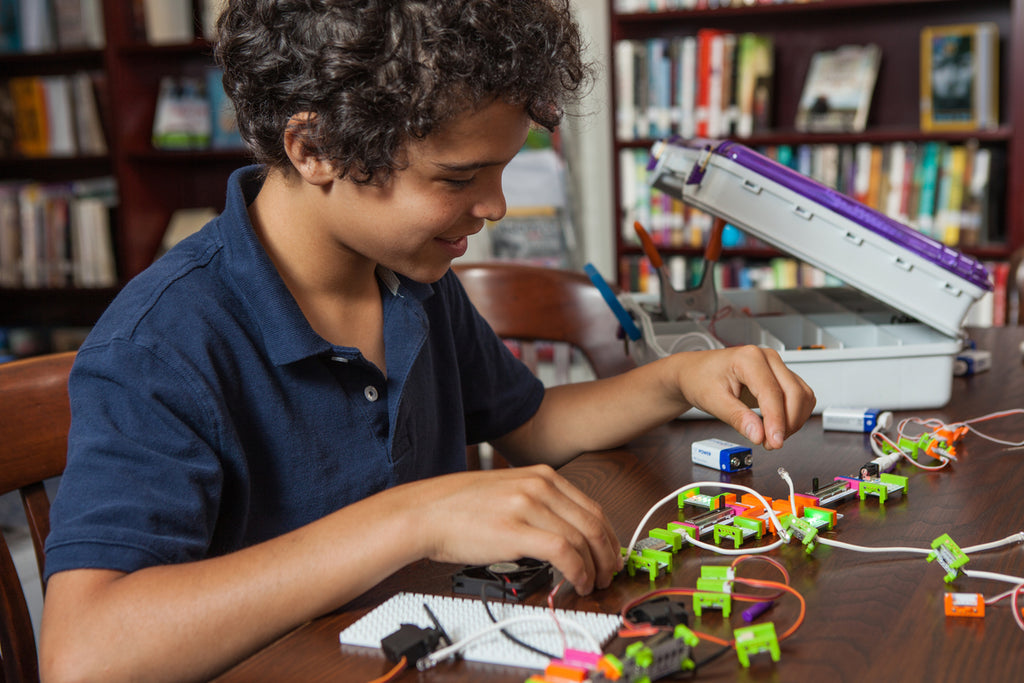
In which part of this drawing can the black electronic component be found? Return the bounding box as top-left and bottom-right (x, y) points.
(625, 596), (690, 628)
(451, 558), (553, 601)
(380, 623), (443, 664)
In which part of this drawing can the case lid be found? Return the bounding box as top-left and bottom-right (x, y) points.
(648, 138), (993, 337)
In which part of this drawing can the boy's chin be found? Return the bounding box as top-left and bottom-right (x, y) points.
(388, 262), (455, 285)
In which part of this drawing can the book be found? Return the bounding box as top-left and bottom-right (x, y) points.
(17, 0), (55, 52)
(694, 28), (725, 137)
(914, 141), (943, 237)
(69, 176), (117, 287)
(676, 35), (697, 139)
(71, 71), (108, 155)
(958, 141), (985, 247)
(8, 76), (48, 157)
(614, 40), (636, 139)
(206, 68), (243, 150)
(160, 207), (217, 256)
(920, 22), (999, 131)
(795, 44), (881, 133)
(0, 182), (18, 286)
(142, 0), (194, 46)
(0, 0), (20, 52)
(41, 75), (76, 157)
(719, 32), (738, 136)
(646, 38), (671, 138)
(735, 33), (773, 137)
(52, 0), (105, 50)
(151, 76), (212, 150)
(200, 0), (229, 41)
(935, 144), (967, 246)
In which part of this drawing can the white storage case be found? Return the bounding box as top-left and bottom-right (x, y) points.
(624, 138), (993, 414)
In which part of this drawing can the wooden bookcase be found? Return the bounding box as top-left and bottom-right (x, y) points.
(0, 0), (247, 328)
(608, 0), (1024, 288)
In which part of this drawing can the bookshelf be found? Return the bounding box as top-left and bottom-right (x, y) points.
(0, 0), (247, 331)
(608, 0), (1024, 303)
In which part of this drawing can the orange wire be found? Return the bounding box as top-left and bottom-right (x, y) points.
(734, 578), (806, 641)
(367, 656), (406, 683)
(618, 556), (807, 647)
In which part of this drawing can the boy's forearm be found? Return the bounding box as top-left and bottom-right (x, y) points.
(40, 488), (426, 683)
(496, 354), (691, 467)
(497, 346), (815, 467)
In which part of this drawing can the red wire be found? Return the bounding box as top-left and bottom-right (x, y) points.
(617, 555), (806, 647)
(1013, 583), (1024, 634)
(548, 578), (568, 653)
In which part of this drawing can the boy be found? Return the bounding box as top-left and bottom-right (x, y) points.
(40, 1), (815, 681)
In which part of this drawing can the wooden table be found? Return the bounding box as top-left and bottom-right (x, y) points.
(216, 326), (1024, 682)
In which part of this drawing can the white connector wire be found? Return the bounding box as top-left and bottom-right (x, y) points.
(962, 569), (1024, 586)
(625, 473), (794, 560)
(416, 613), (602, 670)
(816, 532), (1024, 557)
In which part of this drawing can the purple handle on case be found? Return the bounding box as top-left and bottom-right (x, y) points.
(672, 138), (992, 292)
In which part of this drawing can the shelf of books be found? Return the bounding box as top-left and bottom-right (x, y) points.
(608, 0), (1024, 325)
(1, 0), (243, 360)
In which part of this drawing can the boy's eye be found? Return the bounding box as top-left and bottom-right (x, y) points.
(442, 177), (475, 188)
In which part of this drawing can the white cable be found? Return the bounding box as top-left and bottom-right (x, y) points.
(777, 467), (797, 515)
(665, 331), (724, 353)
(962, 532), (1024, 554)
(684, 534), (786, 556)
(417, 614), (602, 670)
(816, 537), (930, 555)
(815, 532), (1024, 558)
(962, 569), (1024, 586)
(625, 480), (792, 557)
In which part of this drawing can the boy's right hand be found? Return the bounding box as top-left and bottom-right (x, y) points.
(408, 465), (623, 595)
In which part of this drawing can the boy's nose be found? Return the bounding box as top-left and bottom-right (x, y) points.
(473, 181), (507, 223)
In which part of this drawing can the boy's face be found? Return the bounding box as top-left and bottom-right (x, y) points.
(328, 99), (532, 283)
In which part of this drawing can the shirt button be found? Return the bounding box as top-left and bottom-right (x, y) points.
(363, 385), (379, 402)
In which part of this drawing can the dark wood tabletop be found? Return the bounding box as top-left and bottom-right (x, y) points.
(215, 325), (1024, 683)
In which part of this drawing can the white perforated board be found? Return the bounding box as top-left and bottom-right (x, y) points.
(338, 592), (621, 670)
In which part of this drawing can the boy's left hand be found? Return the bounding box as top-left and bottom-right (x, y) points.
(670, 345), (816, 450)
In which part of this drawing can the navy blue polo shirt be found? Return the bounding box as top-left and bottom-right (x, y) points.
(44, 166), (544, 579)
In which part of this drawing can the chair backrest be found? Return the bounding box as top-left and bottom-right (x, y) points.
(452, 263), (634, 469)
(0, 351), (75, 683)
(1009, 246), (1024, 325)
(452, 262), (635, 382)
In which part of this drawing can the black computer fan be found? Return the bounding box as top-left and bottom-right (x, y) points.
(451, 558), (553, 601)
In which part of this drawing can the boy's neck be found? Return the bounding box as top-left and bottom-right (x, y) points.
(247, 169), (387, 372)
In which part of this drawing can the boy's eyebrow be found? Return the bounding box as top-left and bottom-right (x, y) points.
(433, 159), (506, 172)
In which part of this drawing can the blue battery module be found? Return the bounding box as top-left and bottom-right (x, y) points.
(692, 438), (753, 473)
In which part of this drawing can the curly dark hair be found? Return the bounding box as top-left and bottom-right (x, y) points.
(215, 0), (590, 184)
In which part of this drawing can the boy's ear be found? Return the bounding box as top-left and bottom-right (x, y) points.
(283, 113), (335, 186)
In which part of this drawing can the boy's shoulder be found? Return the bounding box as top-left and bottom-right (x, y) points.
(82, 224), (231, 349)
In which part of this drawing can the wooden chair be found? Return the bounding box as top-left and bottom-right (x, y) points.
(0, 351), (76, 683)
(1008, 246), (1024, 325)
(452, 262), (635, 468)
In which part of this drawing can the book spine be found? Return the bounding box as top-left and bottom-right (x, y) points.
(9, 76), (49, 157)
(677, 36), (697, 139)
(614, 40), (635, 140)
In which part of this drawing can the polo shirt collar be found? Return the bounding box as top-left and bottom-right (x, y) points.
(216, 166), (434, 366)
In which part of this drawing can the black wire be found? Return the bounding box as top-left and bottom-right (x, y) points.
(480, 585), (560, 660)
(691, 644), (733, 674)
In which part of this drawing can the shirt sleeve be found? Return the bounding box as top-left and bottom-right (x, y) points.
(44, 340), (226, 580)
(435, 271), (546, 446)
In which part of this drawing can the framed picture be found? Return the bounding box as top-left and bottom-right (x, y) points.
(920, 23), (999, 131)
(795, 44), (881, 133)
